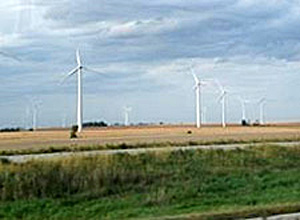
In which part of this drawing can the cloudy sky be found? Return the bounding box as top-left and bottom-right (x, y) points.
(0, 0), (300, 128)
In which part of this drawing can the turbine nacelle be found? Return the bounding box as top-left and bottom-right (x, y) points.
(194, 81), (204, 90)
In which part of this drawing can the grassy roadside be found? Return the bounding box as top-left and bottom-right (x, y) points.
(2, 145), (300, 219)
(160, 203), (300, 219)
(1, 136), (300, 156)
(2, 198), (300, 220)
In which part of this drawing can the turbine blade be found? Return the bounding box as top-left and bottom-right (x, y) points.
(67, 66), (80, 77)
(258, 97), (266, 104)
(124, 106), (132, 112)
(84, 67), (106, 75)
(191, 72), (199, 84)
(76, 49), (81, 66)
(59, 66), (79, 84)
(217, 92), (226, 102)
(0, 51), (21, 62)
(214, 79), (224, 92)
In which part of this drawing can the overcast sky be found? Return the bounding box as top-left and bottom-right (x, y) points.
(0, 0), (300, 128)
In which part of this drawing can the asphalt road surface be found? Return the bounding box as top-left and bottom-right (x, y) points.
(1, 141), (300, 163)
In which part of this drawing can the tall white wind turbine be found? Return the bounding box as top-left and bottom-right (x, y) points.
(32, 104), (38, 131)
(61, 49), (104, 133)
(24, 105), (30, 129)
(258, 98), (266, 125)
(219, 90), (228, 128)
(191, 69), (203, 128)
(123, 106), (132, 126)
(216, 81), (228, 128)
(238, 97), (249, 122)
(30, 98), (41, 131)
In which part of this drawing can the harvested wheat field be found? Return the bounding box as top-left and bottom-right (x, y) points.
(1, 124), (300, 151)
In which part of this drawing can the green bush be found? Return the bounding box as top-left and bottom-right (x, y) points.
(70, 125), (78, 139)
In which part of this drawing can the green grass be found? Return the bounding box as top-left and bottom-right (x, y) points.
(2, 145), (300, 219)
(1, 136), (300, 156)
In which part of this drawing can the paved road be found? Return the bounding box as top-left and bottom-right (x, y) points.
(1, 141), (300, 163)
(248, 212), (300, 219)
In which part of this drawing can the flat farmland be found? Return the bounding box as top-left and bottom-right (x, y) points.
(1, 124), (300, 151)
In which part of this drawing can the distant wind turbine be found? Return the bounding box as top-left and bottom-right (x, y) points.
(24, 104), (30, 129)
(30, 98), (41, 131)
(123, 106), (132, 126)
(61, 49), (105, 132)
(189, 66), (214, 128)
(219, 89), (228, 128)
(238, 97), (250, 122)
(216, 81), (228, 128)
(258, 98), (266, 125)
(190, 69), (203, 128)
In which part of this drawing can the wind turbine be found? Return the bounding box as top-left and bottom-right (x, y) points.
(25, 104), (30, 129)
(258, 98), (266, 125)
(32, 104), (38, 131)
(216, 81), (228, 128)
(191, 69), (203, 128)
(123, 106), (132, 126)
(219, 89), (228, 128)
(61, 49), (104, 133)
(30, 98), (41, 131)
(189, 67), (214, 128)
(238, 97), (250, 123)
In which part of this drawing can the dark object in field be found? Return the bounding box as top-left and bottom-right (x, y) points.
(0, 158), (10, 164)
(0, 127), (21, 132)
(253, 120), (260, 126)
(187, 130), (192, 134)
(70, 125), (78, 139)
(241, 119), (250, 126)
(83, 121), (108, 128)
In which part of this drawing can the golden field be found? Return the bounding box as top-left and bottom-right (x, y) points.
(0, 124), (300, 151)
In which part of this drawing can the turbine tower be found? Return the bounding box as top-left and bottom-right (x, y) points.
(238, 97), (249, 122)
(30, 98), (41, 131)
(216, 81), (228, 128)
(123, 106), (132, 126)
(62, 49), (104, 132)
(258, 98), (266, 125)
(219, 89), (228, 128)
(32, 104), (38, 131)
(191, 70), (202, 128)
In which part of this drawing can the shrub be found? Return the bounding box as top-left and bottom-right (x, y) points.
(70, 125), (78, 139)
